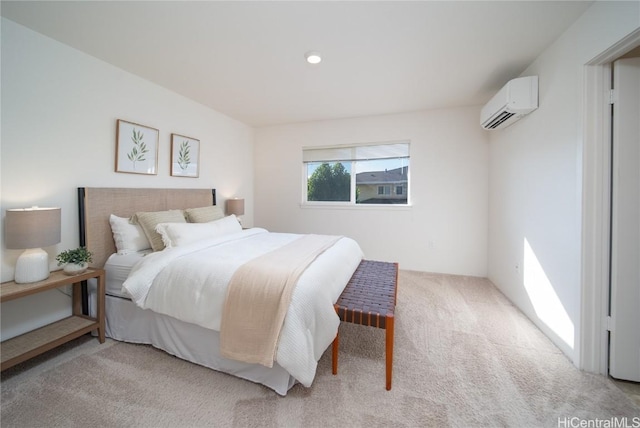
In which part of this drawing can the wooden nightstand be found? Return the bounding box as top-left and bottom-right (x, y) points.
(0, 267), (105, 371)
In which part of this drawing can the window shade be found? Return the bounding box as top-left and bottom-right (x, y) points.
(303, 142), (409, 163)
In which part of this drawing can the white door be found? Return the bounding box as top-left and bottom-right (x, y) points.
(609, 57), (640, 381)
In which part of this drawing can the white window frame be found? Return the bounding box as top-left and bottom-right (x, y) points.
(302, 141), (411, 208)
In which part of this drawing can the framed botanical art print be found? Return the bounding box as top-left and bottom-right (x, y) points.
(115, 119), (159, 175)
(171, 133), (200, 178)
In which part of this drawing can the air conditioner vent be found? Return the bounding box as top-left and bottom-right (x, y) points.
(485, 111), (516, 129)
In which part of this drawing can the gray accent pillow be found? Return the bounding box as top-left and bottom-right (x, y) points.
(184, 206), (225, 223)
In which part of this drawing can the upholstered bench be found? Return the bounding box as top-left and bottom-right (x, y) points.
(332, 260), (399, 390)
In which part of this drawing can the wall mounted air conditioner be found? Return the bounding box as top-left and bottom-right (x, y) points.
(480, 75), (538, 130)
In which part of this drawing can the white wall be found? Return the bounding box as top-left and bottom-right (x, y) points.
(0, 19), (254, 339)
(488, 1), (640, 365)
(254, 107), (489, 276)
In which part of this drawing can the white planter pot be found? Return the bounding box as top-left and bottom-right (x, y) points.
(63, 262), (88, 276)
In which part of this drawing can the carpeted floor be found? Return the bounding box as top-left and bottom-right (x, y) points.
(1, 270), (638, 427)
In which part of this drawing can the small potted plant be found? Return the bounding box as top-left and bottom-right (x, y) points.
(56, 247), (93, 275)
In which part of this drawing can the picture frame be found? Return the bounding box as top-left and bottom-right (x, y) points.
(171, 133), (200, 178)
(115, 119), (159, 175)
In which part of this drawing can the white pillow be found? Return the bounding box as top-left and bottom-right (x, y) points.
(109, 214), (151, 255)
(156, 215), (242, 248)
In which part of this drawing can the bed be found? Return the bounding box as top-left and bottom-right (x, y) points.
(79, 187), (363, 395)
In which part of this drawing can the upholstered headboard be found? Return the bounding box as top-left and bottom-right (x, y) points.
(78, 187), (216, 269)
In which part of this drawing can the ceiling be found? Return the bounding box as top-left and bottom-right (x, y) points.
(1, 1), (593, 127)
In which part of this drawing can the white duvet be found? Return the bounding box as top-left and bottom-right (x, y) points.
(122, 228), (363, 387)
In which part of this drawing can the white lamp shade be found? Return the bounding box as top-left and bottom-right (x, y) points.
(5, 207), (61, 283)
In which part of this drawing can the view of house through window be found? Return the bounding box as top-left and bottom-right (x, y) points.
(303, 142), (410, 205)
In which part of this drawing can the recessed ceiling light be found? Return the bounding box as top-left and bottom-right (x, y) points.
(305, 51), (322, 65)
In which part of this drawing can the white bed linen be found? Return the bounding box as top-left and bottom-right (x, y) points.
(103, 251), (150, 298)
(122, 228), (363, 387)
(88, 291), (295, 395)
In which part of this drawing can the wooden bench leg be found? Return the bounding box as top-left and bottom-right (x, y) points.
(332, 331), (339, 375)
(333, 260), (397, 390)
(385, 315), (394, 390)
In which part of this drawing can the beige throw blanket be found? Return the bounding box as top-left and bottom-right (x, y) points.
(220, 234), (341, 367)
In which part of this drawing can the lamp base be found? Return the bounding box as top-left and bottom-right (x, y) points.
(14, 248), (51, 284)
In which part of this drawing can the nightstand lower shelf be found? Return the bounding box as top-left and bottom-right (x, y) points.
(1, 315), (99, 370)
(0, 268), (105, 371)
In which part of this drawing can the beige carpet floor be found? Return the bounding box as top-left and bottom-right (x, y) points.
(1, 270), (638, 427)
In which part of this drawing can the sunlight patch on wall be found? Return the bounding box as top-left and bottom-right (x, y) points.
(523, 238), (574, 349)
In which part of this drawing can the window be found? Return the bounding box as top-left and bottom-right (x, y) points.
(303, 141), (410, 205)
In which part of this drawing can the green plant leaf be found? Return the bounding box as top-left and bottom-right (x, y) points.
(56, 247), (93, 266)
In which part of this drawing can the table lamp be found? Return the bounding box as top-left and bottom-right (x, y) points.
(226, 198), (245, 225)
(5, 207), (61, 283)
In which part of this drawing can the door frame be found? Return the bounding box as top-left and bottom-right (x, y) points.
(581, 28), (640, 375)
